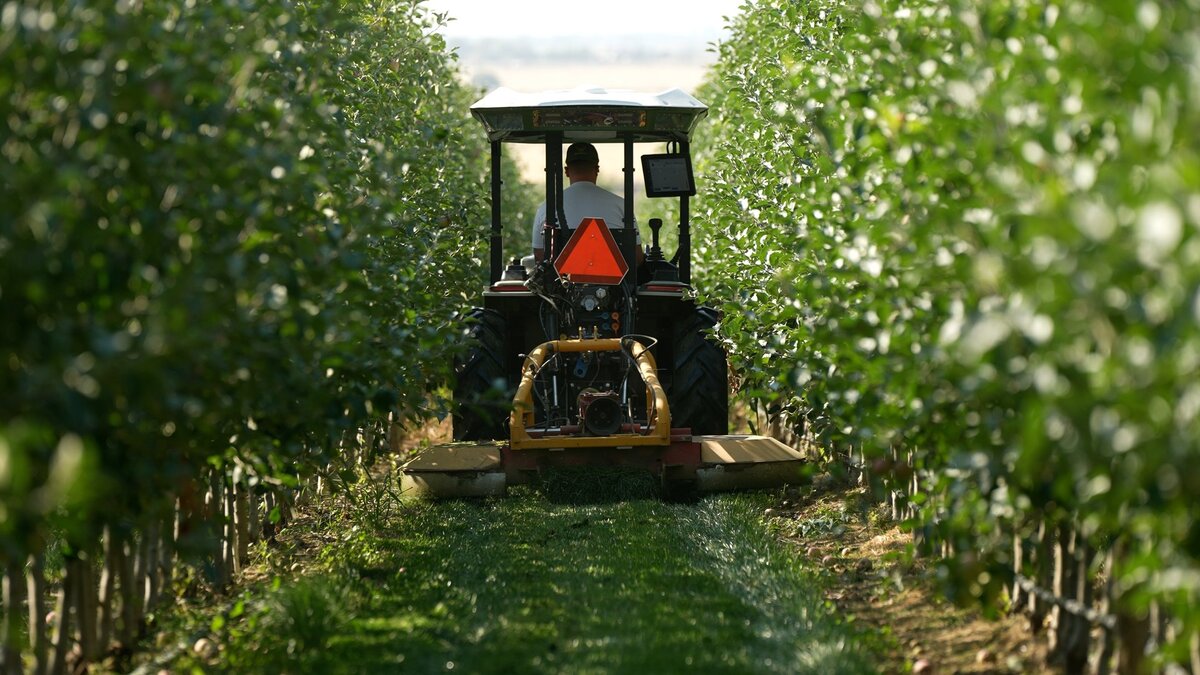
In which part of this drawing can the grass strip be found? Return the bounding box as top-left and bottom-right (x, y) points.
(196, 482), (877, 674)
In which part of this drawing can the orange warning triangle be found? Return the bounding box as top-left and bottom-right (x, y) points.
(554, 217), (629, 285)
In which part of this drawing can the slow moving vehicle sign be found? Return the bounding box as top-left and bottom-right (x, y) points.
(554, 217), (628, 285)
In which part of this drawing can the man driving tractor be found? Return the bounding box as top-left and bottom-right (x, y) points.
(531, 142), (645, 265)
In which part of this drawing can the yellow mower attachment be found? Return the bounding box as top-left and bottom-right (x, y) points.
(401, 338), (808, 499)
(510, 338), (669, 450)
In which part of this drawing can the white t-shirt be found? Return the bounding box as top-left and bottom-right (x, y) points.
(531, 181), (640, 250)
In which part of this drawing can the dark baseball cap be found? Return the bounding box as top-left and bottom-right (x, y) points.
(565, 142), (599, 167)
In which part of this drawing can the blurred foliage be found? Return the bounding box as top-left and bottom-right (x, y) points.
(0, 0), (501, 561)
(694, 0), (1200, 648)
(498, 145), (543, 266)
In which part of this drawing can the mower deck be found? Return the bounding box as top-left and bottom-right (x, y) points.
(400, 433), (806, 498)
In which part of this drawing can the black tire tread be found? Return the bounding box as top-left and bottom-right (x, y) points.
(668, 306), (729, 436)
(453, 308), (511, 441)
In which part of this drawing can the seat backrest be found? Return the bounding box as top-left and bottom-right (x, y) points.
(609, 225), (638, 268)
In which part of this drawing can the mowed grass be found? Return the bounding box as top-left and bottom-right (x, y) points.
(202, 483), (876, 674)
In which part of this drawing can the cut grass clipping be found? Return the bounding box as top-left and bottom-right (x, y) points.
(182, 485), (876, 674)
(535, 467), (661, 503)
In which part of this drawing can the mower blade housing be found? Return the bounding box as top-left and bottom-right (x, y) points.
(694, 435), (807, 493)
(400, 441), (507, 498)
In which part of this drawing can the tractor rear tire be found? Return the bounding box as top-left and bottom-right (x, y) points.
(669, 307), (729, 436)
(453, 308), (511, 441)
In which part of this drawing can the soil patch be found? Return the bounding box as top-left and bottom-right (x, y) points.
(769, 483), (1054, 674)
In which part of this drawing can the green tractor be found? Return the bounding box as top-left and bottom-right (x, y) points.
(402, 87), (804, 498)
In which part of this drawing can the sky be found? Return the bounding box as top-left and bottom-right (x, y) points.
(422, 0), (744, 39)
(422, 0), (744, 186)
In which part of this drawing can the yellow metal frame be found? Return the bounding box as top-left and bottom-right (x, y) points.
(510, 338), (671, 450)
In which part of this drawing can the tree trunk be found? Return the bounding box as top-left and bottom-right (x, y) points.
(908, 451), (919, 521)
(1148, 601), (1164, 659)
(1063, 537), (1091, 673)
(280, 488), (293, 527)
(1115, 600), (1149, 674)
(1094, 625), (1114, 675)
(97, 530), (116, 655)
(247, 484), (261, 545)
(1156, 604), (1173, 659)
(1049, 523), (1066, 654)
(1189, 629), (1198, 675)
(2, 558), (28, 675)
(1050, 522), (1079, 663)
(115, 536), (136, 649)
(223, 477), (236, 581)
(1094, 547), (1116, 675)
(262, 491), (277, 541)
(177, 477), (200, 548)
(132, 529), (150, 628)
(144, 517), (161, 612)
(234, 480), (250, 574)
(162, 506), (177, 593)
(27, 551), (48, 675)
(887, 446), (897, 520)
(1011, 528), (1025, 609)
(47, 560), (74, 675)
(362, 423), (376, 468)
(75, 556), (98, 665)
(208, 472), (227, 585)
(135, 532), (150, 634)
(1029, 520), (1053, 634)
(388, 411), (403, 453)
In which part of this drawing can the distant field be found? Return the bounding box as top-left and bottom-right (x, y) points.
(464, 61), (712, 92)
(459, 61), (714, 186)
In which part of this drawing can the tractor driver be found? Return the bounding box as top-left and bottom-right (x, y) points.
(531, 142), (645, 266)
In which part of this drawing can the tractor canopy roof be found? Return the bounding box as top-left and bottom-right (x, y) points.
(470, 87), (708, 144)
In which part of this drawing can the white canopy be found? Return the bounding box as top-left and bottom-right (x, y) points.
(469, 87), (709, 143)
(471, 86), (707, 112)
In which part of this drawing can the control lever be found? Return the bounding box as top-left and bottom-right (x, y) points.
(647, 218), (665, 263)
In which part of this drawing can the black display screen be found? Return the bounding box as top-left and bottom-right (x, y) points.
(642, 154), (696, 197)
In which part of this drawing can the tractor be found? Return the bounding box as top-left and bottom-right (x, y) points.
(401, 87), (805, 498)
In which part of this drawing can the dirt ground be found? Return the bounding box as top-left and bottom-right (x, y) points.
(771, 483), (1055, 675)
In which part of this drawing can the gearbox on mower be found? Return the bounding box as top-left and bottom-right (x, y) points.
(401, 87), (805, 498)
